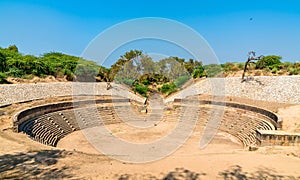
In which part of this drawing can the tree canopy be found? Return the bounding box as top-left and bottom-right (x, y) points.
(0, 46), (101, 82)
(1, 45), (298, 97)
(256, 55), (282, 69)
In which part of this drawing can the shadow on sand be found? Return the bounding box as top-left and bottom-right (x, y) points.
(219, 165), (300, 180)
(117, 167), (206, 180)
(117, 165), (300, 180)
(0, 150), (73, 179)
(1, 150), (299, 180)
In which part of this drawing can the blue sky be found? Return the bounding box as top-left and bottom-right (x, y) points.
(0, 0), (300, 65)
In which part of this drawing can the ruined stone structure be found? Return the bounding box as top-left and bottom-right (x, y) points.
(14, 95), (286, 149)
(4, 80), (300, 150)
(256, 130), (300, 146)
(13, 96), (141, 146)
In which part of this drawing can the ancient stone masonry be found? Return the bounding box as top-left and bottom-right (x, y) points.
(14, 96), (295, 148)
(175, 98), (278, 147)
(256, 130), (300, 146)
(14, 97), (135, 147)
(5, 78), (300, 149)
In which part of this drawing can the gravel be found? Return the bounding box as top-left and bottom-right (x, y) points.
(166, 76), (300, 104)
(0, 82), (144, 107)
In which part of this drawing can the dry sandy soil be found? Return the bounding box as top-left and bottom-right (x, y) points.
(6, 75), (68, 84)
(0, 96), (300, 179)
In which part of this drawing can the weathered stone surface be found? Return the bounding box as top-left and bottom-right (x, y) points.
(0, 82), (145, 107)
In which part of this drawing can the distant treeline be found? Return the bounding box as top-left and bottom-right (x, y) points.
(0, 45), (100, 83)
(1, 45), (299, 96)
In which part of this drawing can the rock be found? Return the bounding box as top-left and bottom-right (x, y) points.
(140, 108), (147, 113)
(249, 146), (258, 151)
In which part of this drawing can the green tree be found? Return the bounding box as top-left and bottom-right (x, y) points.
(7, 45), (18, 53)
(110, 50), (143, 81)
(184, 59), (203, 74)
(0, 52), (7, 72)
(192, 66), (206, 78)
(159, 57), (188, 80)
(21, 55), (47, 76)
(172, 56), (185, 64)
(256, 55), (282, 69)
(7, 67), (24, 77)
(6, 57), (25, 69)
(97, 66), (111, 82)
(120, 49), (142, 61)
(75, 64), (98, 82)
(139, 55), (157, 74)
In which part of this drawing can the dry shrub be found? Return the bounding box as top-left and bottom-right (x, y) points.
(254, 70), (261, 76)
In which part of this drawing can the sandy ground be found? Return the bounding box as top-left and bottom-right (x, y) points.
(279, 105), (300, 133)
(6, 75), (68, 84)
(0, 96), (300, 179)
(56, 114), (300, 179)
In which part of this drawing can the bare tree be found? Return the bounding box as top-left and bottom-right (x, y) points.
(242, 51), (264, 81)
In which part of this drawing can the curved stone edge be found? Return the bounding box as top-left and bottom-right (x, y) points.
(13, 96), (140, 133)
(174, 98), (280, 130)
(15, 97), (279, 148)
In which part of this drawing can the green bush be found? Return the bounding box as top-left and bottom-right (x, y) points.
(236, 62), (245, 70)
(203, 64), (222, 77)
(138, 73), (169, 85)
(7, 68), (24, 77)
(160, 82), (177, 95)
(282, 62), (293, 68)
(271, 67), (278, 74)
(32, 69), (39, 76)
(221, 62), (235, 72)
(288, 68), (299, 75)
(122, 78), (136, 86)
(174, 75), (190, 88)
(222, 62), (244, 72)
(141, 79), (150, 85)
(133, 84), (148, 97)
(0, 72), (9, 84)
(115, 77), (135, 86)
(64, 69), (75, 81)
(192, 66), (206, 78)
